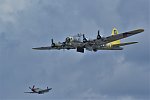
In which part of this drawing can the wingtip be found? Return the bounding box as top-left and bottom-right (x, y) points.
(32, 47), (42, 50)
(137, 29), (144, 33)
(129, 41), (139, 44)
(32, 48), (37, 50)
(133, 42), (138, 44)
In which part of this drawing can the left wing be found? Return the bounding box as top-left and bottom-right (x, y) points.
(101, 29), (144, 45)
(24, 92), (36, 93)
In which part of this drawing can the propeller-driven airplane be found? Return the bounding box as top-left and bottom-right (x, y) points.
(24, 85), (52, 94)
(32, 28), (144, 53)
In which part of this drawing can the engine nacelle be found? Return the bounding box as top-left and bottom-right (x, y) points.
(54, 43), (62, 47)
(106, 43), (112, 48)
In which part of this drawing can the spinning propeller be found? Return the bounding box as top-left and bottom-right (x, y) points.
(51, 39), (55, 47)
(83, 34), (87, 43)
(97, 30), (101, 39)
(29, 85), (35, 90)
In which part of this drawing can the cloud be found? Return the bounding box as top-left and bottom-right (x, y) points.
(0, 0), (32, 23)
(0, 0), (149, 100)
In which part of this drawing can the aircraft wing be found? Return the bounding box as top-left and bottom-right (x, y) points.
(24, 92), (36, 93)
(101, 29), (144, 44)
(32, 45), (76, 50)
(32, 46), (63, 50)
(32, 46), (52, 50)
(40, 90), (48, 93)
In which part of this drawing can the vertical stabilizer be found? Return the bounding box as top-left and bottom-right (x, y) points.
(111, 28), (120, 45)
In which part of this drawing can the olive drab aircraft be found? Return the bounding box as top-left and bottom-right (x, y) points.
(32, 28), (144, 53)
(24, 85), (52, 94)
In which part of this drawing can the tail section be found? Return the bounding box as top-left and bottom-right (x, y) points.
(111, 28), (120, 45)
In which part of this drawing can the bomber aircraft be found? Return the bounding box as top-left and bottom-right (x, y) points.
(32, 28), (144, 53)
(24, 85), (52, 94)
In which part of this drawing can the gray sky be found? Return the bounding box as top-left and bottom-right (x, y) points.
(0, 0), (149, 100)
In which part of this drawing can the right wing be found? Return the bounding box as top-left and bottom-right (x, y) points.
(101, 29), (144, 45)
(88, 29), (144, 46)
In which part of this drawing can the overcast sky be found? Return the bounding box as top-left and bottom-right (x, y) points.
(0, 0), (149, 100)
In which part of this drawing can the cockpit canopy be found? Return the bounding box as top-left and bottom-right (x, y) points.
(65, 37), (74, 43)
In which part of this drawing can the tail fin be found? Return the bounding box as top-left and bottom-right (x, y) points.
(111, 28), (120, 45)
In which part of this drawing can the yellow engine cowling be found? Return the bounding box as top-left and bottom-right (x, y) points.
(106, 43), (112, 48)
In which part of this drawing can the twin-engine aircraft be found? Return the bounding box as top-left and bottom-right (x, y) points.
(32, 28), (144, 53)
(24, 85), (52, 94)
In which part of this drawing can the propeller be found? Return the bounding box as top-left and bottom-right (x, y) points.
(83, 34), (87, 43)
(29, 85), (35, 90)
(29, 87), (32, 90)
(97, 30), (101, 39)
(51, 38), (55, 47)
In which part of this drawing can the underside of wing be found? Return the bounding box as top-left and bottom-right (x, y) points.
(32, 46), (52, 50)
(112, 42), (138, 47)
(32, 45), (76, 50)
(105, 29), (144, 44)
(32, 46), (67, 50)
(24, 92), (35, 93)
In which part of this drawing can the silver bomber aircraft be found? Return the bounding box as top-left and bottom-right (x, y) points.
(32, 28), (144, 53)
(24, 85), (52, 94)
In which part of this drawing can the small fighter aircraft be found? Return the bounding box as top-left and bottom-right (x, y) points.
(32, 28), (144, 53)
(24, 85), (52, 94)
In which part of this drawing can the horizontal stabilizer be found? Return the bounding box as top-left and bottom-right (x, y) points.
(112, 42), (138, 47)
